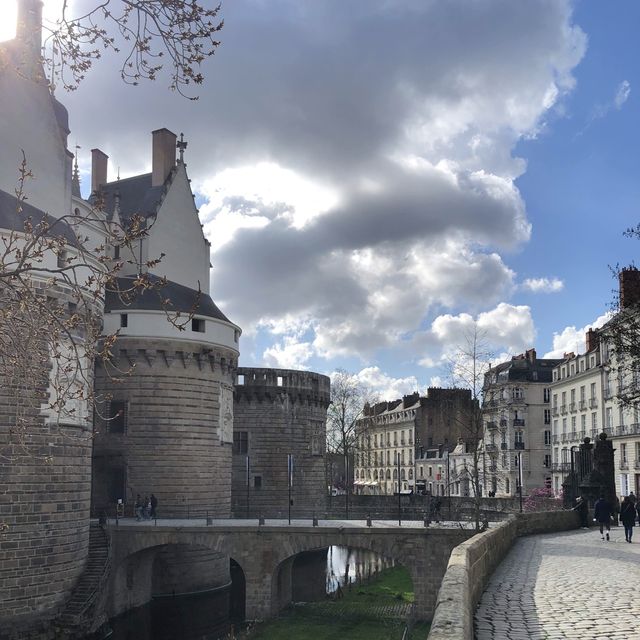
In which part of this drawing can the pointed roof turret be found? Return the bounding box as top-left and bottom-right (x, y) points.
(72, 148), (81, 198)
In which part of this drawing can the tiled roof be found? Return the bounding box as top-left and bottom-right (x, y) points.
(105, 275), (230, 322)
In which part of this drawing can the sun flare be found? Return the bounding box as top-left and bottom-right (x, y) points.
(0, 0), (18, 43)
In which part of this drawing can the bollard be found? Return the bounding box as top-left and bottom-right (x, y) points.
(258, 514), (265, 526)
(312, 514), (318, 527)
(206, 510), (212, 526)
(423, 512), (430, 528)
(366, 514), (372, 527)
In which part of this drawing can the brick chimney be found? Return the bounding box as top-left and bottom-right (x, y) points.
(585, 328), (599, 352)
(91, 149), (108, 193)
(619, 268), (640, 309)
(152, 128), (177, 187)
(525, 348), (536, 363)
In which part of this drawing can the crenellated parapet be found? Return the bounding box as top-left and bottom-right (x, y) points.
(235, 367), (330, 407)
(96, 340), (238, 375)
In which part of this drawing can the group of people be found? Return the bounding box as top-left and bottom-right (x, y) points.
(580, 492), (640, 542)
(135, 493), (158, 520)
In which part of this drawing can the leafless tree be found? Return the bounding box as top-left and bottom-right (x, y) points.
(602, 261), (640, 409)
(0, 154), (192, 464)
(444, 326), (493, 531)
(25, 0), (223, 98)
(326, 370), (375, 512)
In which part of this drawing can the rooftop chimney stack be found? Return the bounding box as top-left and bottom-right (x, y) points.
(91, 149), (109, 194)
(152, 128), (177, 187)
(16, 0), (43, 74)
(619, 268), (640, 309)
(585, 328), (599, 353)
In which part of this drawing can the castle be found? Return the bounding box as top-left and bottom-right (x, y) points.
(0, 3), (329, 637)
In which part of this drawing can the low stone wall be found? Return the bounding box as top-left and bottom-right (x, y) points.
(427, 510), (580, 640)
(325, 495), (520, 521)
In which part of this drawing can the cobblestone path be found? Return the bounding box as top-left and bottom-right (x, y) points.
(475, 527), (640, 639)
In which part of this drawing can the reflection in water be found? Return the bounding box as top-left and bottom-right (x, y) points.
(326, 546), (393, 594)
(106, 589), (234, 640)
(101, 547), (391, 639)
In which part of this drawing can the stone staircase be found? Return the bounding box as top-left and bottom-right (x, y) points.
(57, 521), (111, 637)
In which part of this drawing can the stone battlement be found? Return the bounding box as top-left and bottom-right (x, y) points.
(235, 367), (330, 406)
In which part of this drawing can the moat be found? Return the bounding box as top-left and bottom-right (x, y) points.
(103, 546), (404, 640)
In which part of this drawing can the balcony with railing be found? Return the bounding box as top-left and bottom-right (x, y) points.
(579, 400), (587, 410)
(485, 443), (498, 452)
(569, 431), (578, 441)
(629, 423), (640, 435)
(635, 460), (640, 469)
(619, 461), (629, 470)
(552, 406), (559, 417)
(514, 442), (525, 450)
(569, 402), (577, 413)
(589, 398), (598, 409)
(513, 418), (525, 427)
(560, 404), (567, 414)
(551, 462), (572, 472)
(500, 442), (508, 450)
(616, 424), (627, 436)
(561, 433), (568, 442)
(552, 435), (559, 444)
(486, 421), (497, 430)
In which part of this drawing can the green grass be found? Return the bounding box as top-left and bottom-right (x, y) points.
(241, 566), (430, 640)
(343, 566), (415, 604)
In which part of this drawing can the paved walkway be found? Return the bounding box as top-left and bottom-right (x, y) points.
(475, 526), (640, 639)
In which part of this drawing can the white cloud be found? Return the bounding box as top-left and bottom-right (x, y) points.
(521, 277), (564, 293)
(543, 313), (611, 359)
(263, 336), (314, 369)
(614, 80), (631, 109)
(60, 1), (586, 368)
(353, 366), (421, 401)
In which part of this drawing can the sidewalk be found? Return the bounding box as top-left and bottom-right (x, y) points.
(475, 526), (640, 639)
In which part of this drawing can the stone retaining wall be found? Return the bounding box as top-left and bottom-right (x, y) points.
(427, 510), (580, 640)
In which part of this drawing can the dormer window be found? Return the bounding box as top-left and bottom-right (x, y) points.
(191, 318), (205, 333)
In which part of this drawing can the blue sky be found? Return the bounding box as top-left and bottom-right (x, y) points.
(3, 1), (638, 399)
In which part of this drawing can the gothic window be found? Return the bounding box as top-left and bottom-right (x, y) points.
(233, 431), (248, 454)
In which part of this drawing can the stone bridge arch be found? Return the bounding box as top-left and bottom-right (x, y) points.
(108, 524), (472, 621)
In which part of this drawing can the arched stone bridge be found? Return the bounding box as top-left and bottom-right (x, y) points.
(106, 519), (473, 621)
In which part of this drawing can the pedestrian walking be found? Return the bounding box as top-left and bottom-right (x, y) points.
(134, 494), (143, 521)
(620, 495), (636, 543)
(637, 499), (640, 526)
(593, 494), (612, 541)
(150, 494), (158, 519)
(143, 495), (151, 519)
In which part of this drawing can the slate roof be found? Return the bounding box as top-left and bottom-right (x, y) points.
(96, 173), (165, 225)
(105, 275), (230, 322)
(0, 188), (77, 244)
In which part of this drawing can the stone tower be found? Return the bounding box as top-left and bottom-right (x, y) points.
(0, 3), (96, 635)
(232, 367), (331, 518)
(91, 130), (241, 518)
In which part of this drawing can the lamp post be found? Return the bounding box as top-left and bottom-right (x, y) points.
(397, 451), (401, 526)
(246, 455), (250, 519)
(517, 451), (523, 513)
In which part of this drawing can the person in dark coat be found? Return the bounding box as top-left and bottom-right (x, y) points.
(637, 499), (640, 526)
(150, 494), (158, 519)
(620, 495), (636, 543)
(593, 494), (612, 541)
(573, 496), (589, 528)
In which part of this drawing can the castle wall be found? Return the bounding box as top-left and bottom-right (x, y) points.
(92, 337), (238, 518)
(0, 328), (92, 633)
(232, 368), (330, 519)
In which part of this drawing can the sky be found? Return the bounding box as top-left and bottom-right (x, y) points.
(2, 1), (639, 399)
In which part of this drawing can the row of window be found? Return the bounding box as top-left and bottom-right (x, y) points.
(359, 430), (414, 449)
(356, 468), (415, 481)
(356, 449), (414, 466)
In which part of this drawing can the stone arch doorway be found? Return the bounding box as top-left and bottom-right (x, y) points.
(229, 558), (246, 622)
